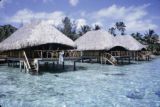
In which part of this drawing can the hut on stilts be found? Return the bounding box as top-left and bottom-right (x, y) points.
(0, 21), (76, 73)
(75, 30), (130, 65)
(115, 35), (150, 61)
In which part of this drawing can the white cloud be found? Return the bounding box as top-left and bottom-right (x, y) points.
(75, 18), (87, 29)
(0, 0), (10, 8)
(126, 20), (157, 32)
(7, 9), (66, 26)
(95, 5), (126, 19)
(69, 0), (79, 6)
(91, 4), (157, 33)
(2, 4), (158, 33)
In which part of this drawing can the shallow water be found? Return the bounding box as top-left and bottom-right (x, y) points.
(0, 57), (160, 107)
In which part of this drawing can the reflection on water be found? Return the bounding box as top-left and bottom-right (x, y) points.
(0, 58), (160, 107)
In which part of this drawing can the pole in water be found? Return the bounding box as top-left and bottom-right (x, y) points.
(74, 61), (76, 71)
(20, 61), (22, 72)
(62, 61), (64, 70)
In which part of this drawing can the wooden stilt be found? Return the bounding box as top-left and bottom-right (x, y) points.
(117, 58), (119, 65)
(52, 62), (55, 68)
(62, 61), (64, 70)
(24, 65), (26, 73)
(7, 61), (9, 67)
(74, 61), (76, 71)
(20, 61), (22, 72)
(37, 61), (39, 73)
(129, 57), (131, 64)
(100, 56), (102, 64)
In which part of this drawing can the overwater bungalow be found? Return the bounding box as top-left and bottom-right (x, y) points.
(75, 30), (151, 65)
(0, 21), (76, 72)
(115, 35), (150, 61)
(75, 30), (130, 65)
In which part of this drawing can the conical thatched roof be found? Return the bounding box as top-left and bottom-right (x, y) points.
(75, 30), (125, 51)
(0, 21), (75, 51)
(115, 35), (146, 51)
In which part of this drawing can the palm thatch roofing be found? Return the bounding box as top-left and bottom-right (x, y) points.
(115, 35), (146, 51)
(75, 30), (125, 51)
(0, 21), (75, 51)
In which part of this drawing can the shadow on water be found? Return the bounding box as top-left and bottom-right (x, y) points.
(30, 64), (88, 75)
(0, 64), (8, 66)
(104, 73), (126, 76)
(1, 63), (87, 75)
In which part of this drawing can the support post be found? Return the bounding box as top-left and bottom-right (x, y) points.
(52, 62), (55, 68)
(7, 61), (9, 67)
(41, 51), (43, 58)
(100, 56), (102, 64)
(37, 61), (39, 73)
(74, 61), (76, 71)
(24, 65), (26, 73)
(62, 61), (64, 70)
(20, 61), (22, 72)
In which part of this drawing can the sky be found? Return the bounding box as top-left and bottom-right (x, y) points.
(0, 0), (160, 34)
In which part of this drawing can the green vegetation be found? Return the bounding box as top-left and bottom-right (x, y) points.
(109, 22), (126, 36)
(0, 24), (17, 42)
(78, 25), (91, 36)
(131, 29), (160, 54)
(108, 21), (160, 54)
(60, 17), (77, 40)
(59, 17), (101, 40)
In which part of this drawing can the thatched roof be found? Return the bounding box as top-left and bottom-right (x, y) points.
(115, 35), (146, 51)
(75, 30), (125, 51)
(0, 21), (75, 51)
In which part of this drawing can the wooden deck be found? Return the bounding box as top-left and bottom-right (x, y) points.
(0, 50), (152, 74)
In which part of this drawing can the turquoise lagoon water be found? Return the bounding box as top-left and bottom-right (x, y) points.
(0, 58), (160, 107)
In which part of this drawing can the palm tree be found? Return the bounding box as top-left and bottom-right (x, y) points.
(93, 25), (101, 30)
(131, 32), (142, 41)
(144, 29), (159, 44)
(115, 22), (126, 35)
(61, 17), (77, 40)
(108, 27), (116, 36)
(79, 25), (91, 36)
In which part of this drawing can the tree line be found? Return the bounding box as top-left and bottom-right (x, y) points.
(0, 17), (159, 54)
(60, 17), (160, 54)
(0, 24), (17, 42)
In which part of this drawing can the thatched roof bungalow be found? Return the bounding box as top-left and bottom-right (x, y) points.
(0, 21), (75, 51)
(115, 35), (149, 61)
(75, 30), (149, 63)
(74, 30), (129, 63)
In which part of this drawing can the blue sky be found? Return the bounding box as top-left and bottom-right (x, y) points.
(0, 0), (160, 34)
